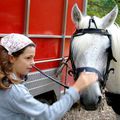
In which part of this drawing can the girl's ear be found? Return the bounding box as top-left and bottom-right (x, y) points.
(9, 55), (16, 63)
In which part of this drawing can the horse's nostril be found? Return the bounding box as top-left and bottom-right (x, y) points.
(98, 96), (102, 104)
(80, 97), (84, 105)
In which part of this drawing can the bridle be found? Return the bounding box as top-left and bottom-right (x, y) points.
(69, 17), (117, 89)
(32, 17), (117, 91)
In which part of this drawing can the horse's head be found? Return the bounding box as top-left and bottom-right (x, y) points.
(71, 4), (118, 110)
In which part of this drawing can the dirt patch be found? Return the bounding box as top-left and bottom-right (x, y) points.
(62, 99), (116, 120)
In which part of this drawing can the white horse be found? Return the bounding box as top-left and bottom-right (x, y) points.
(71, 3), (120, 119)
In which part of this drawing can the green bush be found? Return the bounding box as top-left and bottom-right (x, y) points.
(87, 0), (120, 25)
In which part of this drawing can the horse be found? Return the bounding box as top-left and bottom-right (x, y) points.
(70, 3), (120, 119)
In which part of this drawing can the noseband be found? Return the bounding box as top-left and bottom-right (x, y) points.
(70, 17), (117, 89)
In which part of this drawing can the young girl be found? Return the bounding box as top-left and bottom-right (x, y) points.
(0, 33), (97, 120)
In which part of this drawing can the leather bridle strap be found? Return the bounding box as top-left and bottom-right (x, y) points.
(76, 67), (102, 78)
(76, 67), (104, 85)
(73, 28), (111, 38)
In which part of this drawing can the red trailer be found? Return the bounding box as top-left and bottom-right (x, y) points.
(0, 0), (87, 103)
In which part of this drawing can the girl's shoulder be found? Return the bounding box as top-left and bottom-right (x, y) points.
(8, 84), (31, 100)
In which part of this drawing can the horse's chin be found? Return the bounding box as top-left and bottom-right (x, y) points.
(81, 105), (98, 111)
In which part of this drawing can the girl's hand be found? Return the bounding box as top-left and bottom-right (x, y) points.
(72, 72), (98, 93)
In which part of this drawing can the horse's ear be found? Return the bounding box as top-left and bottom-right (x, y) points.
(71, 3), (83, 26)
(102, 5), (118, 29)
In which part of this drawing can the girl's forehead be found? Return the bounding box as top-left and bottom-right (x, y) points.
(22, 46), (36, 55)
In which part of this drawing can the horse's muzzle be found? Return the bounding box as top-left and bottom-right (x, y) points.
(80, 95), (102, 111)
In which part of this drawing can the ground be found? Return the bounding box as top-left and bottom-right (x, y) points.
(62, 99), (116, 120)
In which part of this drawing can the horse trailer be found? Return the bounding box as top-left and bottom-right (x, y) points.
(0, 0), (87, 103)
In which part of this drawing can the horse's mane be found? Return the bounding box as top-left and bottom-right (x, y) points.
(107, 23), (120, 82)
(107, 23), (120, 61)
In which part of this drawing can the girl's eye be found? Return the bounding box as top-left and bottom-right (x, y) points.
(27, 57), (31, 59)
(25, 55), (34, 60)
(26, 56), (32, 60)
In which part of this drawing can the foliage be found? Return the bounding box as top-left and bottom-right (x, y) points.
(87, 0), (120, 25)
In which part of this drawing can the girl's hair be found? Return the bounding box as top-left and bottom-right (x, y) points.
(0, 43), (35, 89)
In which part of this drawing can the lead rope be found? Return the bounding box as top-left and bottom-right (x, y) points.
(33, 65), (69, 89)
(55, 57), (72, 93)
(63, 61), (69, 94)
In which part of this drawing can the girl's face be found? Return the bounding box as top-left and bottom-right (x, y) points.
(12, 46), (36, 77)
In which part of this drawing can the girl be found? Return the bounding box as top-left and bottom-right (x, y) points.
(0, 33), (97, 120)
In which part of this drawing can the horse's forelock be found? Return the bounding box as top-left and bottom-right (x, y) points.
(78, 15), (103, 30)
(108, 24), (120, 60)
(79, 16), (90, 29)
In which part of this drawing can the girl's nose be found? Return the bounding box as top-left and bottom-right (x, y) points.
(31, 59), (35, 66)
